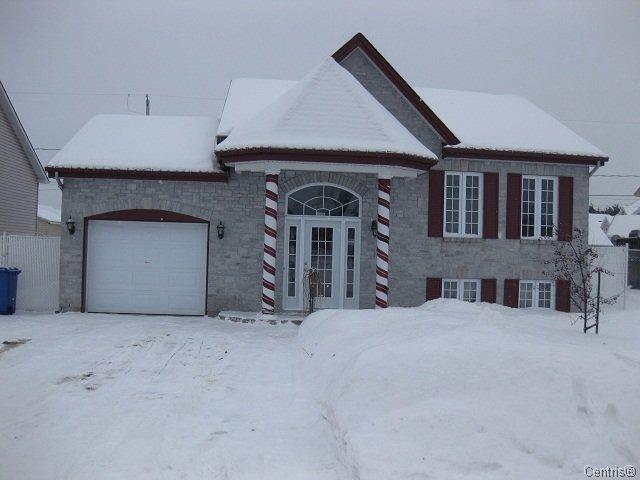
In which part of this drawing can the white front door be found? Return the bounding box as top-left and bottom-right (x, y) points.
(305, 220), (341, 309)
(283, 217), (360, 311)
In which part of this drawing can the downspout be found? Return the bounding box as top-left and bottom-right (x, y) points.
(54, 172), (64, 190)
(589, 160), (605, 177)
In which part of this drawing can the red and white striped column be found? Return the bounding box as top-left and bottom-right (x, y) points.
(376, 177), (391, 308)
(262, 173), (279, 314)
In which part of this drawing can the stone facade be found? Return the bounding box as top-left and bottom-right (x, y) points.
(390, 158), (589, 307)
(60, 174), (265, 314)
(59, 160), (589, 314)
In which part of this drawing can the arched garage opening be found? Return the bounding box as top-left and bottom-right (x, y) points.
(82, 209), (209, 315)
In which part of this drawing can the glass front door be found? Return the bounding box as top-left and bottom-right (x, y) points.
(283, 218), (360, 311)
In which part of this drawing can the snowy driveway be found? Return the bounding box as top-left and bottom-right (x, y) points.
(0, 313), (349, 480)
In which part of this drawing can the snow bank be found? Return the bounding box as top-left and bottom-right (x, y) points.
(298, 299), (640, 479)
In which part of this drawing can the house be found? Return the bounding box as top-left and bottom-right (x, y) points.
(46, 33), (608, 316)
(36, 205), (61, 236)
(588, 214), (613, 246)
(0, 79), (49, 234)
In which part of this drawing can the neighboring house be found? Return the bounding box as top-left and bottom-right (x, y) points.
(588, 214), (613, 246)
(0, 79), (49, 234)
(36, 205), (61, 236)
(46, 33), (608, 316)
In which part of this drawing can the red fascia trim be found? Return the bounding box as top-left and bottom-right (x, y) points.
(442, 147), (608, 166)
(46, 167), (228, 182)
(217, 148), (437, 171)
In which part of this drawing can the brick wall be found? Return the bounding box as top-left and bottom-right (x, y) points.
(390, 158), (590, 307)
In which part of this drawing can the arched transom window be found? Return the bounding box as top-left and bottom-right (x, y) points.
(287, 184), (360, 217)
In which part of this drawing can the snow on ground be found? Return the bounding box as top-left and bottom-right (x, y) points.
(2, 295), (639, 479)
(0, 314), (349, 480)
(298, 293), (640, 479)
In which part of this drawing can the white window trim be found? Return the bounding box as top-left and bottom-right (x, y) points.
(521, 175), (558, 240)
(518, 280), (555, 309)
(443, 172), (483, 238)
(442, 278), (481, 302)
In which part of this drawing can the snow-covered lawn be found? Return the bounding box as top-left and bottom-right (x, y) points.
(1, 294), (639, 479)
(0, 314), (349, 479)
(299, 293), (640, 479)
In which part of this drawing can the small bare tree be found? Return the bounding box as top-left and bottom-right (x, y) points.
(544, 227), (618, 332)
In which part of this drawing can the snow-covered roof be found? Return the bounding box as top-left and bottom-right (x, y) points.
(606, 215), (640, 239)
(217, 77), (605, 160)
(415, 88), (605, 158)
(37, 205), (61, 224)
(216, 59), (436, 160)
(621, 198), (640, 215)
(217, 78), (296, 137)
(588, 214), (613, 246)
(49, 115), (220, 173)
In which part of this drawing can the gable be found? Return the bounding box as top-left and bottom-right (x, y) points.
(215, 58), (436, 166)
(333, 33), (459, 152)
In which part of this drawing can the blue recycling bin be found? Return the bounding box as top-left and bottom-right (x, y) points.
(0, 267), (21, 315)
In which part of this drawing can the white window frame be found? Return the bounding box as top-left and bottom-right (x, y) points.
(443, 172), (483, 238)
(521, 176), (558, 240)
(442, 278), (481, 303)
(518, 280), (555, 309)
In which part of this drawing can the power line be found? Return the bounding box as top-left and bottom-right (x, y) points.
(560, 118), (640, 126)
(8, 90), (226, 101)
(34, 147), (60, 151)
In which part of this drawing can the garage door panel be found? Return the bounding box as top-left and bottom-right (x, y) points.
(86, 220), (208, 315)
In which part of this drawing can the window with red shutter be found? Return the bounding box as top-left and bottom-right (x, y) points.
(483, 172), (499, 239)
(503, 279), (519, 307)
(428, 171), (444, 237)
(506, 174), (522, 239)
(555, 279), (571, 311)
(480, 279), (497, 303)
(426, 277), (442, 301)
(558, 177), (574, 241)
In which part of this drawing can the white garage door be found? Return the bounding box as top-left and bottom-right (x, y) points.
(86, 220), (208, 315)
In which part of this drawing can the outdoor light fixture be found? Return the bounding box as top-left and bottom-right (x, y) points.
(216, 220), (225, 239)
(371, 219), (377, 238)
(65, 216), (76, 235)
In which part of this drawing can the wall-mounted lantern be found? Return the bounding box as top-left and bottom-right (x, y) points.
(216, 221), (225, 240)
(370, 219), (377, 238)
(66, 216), (76, 235)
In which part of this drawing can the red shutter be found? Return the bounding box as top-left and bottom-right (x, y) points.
(426, 277), (442, 301)
(506, 173), (521, 239)
(503, 279), (519, 307)
(481, 279), (497, 303)
(555, 279), (571, 312)
(483, 172), (499, 239)
(428, 170), (444, 237)
(558, 177), (574, 241)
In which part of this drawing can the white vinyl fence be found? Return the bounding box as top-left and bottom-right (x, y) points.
(593, 244), (629, 308)
(1, 233), (60, 312)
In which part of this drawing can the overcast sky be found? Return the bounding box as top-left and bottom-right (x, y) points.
(1, 0), (638, 210)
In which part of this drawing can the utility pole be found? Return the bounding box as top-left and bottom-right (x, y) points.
(145, 94), (150, 115)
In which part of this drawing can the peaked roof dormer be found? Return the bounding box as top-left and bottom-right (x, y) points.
(216, 58), (436, 171)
